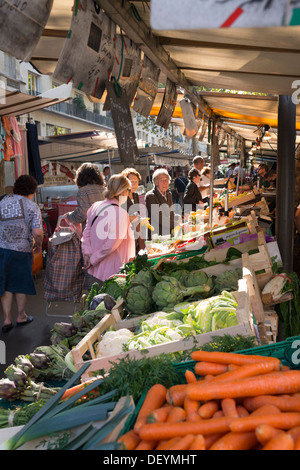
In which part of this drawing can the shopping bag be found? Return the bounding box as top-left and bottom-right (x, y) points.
(44, 218), (84, 302)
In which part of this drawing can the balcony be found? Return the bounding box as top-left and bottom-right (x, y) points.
(46, 101), (115, 130)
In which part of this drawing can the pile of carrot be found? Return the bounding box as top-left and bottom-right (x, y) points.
(117, 351), (300, 451)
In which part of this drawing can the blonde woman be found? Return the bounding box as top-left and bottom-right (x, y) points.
(81, 174), (135, 285)
(121, 168), (146, 253)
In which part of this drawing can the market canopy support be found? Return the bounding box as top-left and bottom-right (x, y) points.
(276, 95), (296, 273)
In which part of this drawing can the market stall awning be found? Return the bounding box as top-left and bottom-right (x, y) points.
(24, 0), (300, 156)
(38, 131), (193, 164)
(0, 86), (72, 118)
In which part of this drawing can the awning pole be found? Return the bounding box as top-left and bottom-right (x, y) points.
(276, 95), (296, 272)
(209, 121), (217, 227)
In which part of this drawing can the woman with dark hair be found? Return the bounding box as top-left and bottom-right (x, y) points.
(66, 163), (106, 226)
(0, 175), (43, 332)
(183, 168), (203, 212)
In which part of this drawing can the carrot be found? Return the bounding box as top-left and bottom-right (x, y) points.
(294, 436), (300, 450)
(199, 400), (219, 419)
(236, 406), (249, 418)
(289, 426), (300, 443)
(255, 424), (283, 445)
(166, 434), (195, 450)
(187, 370), (300, 402)
(195, 362), (228, 376)
(117, 429), (141, 450)
(205, 433), (225, 449)
(262, 432), (294, 450)
(134, 384), (167, 433)
(221, 398), (239, 418)
(184, 395), (200, 417)
(213, 410), (225, 419)
(188, 434), (206, 450)
(187, 413), (202, 422)
(156, 437), (181, 450)
(139, 416), (232, 441)
(166, 406), (186, 423)
(230, 413), (300, 433)
(185, 369), (197, 383)
(61, 377), (99, 401)
(166, 384), (188, 406)
(210, 431), (258, 451)
(243, 395), (300, 413)
(206, 361), (280, 385)
(251, 405), (282, 416)
(190, 350), (281, 367)
(135, 440), (157, 450)
(146, 405), (172, 424)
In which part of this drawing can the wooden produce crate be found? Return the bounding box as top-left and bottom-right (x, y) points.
(71, 283), (254, 382)
(242, 246), (287, 345)
(227, 188), (259, 209)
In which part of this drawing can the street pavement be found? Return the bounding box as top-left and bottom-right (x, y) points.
(0, 270), (79, 378)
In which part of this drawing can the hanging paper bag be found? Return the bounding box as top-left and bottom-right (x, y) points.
(53, 0), (116, 100)
(156, 79), (177, 129)
(133, 56), (160, 118)
(0, 0), (53, 61)
(180, 98), (198, 139)
(104, 34), (143, 109)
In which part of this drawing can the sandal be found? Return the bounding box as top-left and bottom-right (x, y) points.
(16, 315), (34, 326)
(2, 323), (14, 333)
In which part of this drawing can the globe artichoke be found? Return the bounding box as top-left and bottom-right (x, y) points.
(4, 365), (28, 388)
(152, 276), (212, 310)
(169, 270), (190, 287)
(28, 353), (50, 370)
(124, 282), (153, 315)
(133, 269), (156, 287)
(0, 379), (20, 400)
(14, 355), (34, 376)
(185, 270), (211, 288)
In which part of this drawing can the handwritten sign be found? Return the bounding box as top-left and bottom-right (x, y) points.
(106, 81), (139, 164)
(54, 1), (115, 99)
(151, 0), (300, 30)
(0, 0), (53, 61)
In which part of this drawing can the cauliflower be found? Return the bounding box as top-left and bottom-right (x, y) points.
(96, 329), (134, 357)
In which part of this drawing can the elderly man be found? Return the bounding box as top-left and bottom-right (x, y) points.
(145, 168), (177, 238)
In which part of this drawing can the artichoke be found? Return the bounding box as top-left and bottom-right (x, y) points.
(133, 269), (156, 287)
(169, 270), (190, 286)
(14, 355), (34, 376)
(124, 283), (153, 315)
(71, 312), (87, 330)
(28, 353), (50, 370)
(4, 365), (28, 388)
(152, 276), (212, 310)
(53, 322), (78, 338)
(0, 378), (21, 400)
(185, 270), (211, 288)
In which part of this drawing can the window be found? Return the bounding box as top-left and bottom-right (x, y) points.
(28, 72), (39, 96)
(46, 124), (71, 136)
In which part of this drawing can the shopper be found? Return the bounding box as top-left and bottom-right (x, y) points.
(145, 168), (175, 238)
(183, 168), (203, 212)
(121, 167), (146, 253)
(174, 169), (188, 207)
(81, 174), (135, 285)
(200, 167), (211, 203)
(0, 175), (43, 333)
(103, 165), (111, 184)
(193, 155), (205, 173)
(66, 163), (106, 227)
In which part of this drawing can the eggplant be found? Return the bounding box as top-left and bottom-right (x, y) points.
(89, 293), (116, 311)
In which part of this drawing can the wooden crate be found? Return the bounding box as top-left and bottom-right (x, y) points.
(72, 285), (254, 382)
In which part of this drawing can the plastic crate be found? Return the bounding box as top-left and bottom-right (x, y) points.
(172, 335), (300, 377)
(119, 336), (300, 437)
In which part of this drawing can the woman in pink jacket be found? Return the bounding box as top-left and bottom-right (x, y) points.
(81, 174), (136, 285)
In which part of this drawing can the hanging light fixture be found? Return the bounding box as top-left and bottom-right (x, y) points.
(262, 124), (272, 141)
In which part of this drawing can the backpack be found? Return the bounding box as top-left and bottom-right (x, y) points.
(44, 218), (84, 302)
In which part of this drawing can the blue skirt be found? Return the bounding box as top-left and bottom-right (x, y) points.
(0, 248), (36, 296)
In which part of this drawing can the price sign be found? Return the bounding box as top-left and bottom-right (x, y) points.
(106, 81), (139, 164)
